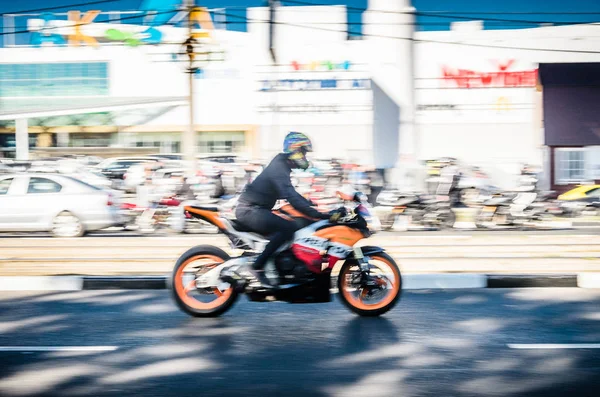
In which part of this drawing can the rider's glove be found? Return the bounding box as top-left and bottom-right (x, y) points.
(328, 207), (347, 223)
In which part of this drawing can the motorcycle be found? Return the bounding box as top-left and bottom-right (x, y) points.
(376, 191), (454, 230)
(170, 191), (401, 318)
(120, 196), (182, 234)
(476, 191), (552, 228)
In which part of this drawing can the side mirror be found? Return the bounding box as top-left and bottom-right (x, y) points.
(354, 192), (368, 203)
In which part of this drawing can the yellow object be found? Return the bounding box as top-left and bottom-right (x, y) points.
(190, 7), (215, 40)
(68, 10), (100, 47)
(558, 185), (600, 201)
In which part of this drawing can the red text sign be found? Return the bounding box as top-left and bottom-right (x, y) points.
(442, 60), (538, 88)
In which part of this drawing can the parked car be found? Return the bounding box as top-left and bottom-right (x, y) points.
(122, 160), (183, 193)
(149, 153), (184, 161)
(0, 173), (122, 237)
(95, 157), (162, 183)
(557, 185), (600, 217)
(558, 185), (600, 202)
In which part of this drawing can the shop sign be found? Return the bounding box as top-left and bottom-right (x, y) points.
(416, 104), (457, 111)
(259, 104), (341, 113)
(27, 6), (214, 48)
(260, 78), (370, 91)
(416, 97), (513, 112)
(290, 60), (351, 71)
(441, 60), (538, 88)
(194, 68), (241, 80)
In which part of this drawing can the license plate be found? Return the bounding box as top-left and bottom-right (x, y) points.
(393, 207), (406, 214)
(483, 206), (496, 213)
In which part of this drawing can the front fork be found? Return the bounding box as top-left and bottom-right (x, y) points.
(353, 246), (370, 271)
(352, 247), (389, 289)
(352, 247), (376, 286)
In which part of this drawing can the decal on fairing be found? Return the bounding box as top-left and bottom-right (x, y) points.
(327, 242), (352, 259)
(295, 236), (328, 251)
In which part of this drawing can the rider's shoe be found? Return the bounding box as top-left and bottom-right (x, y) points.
(240, 267), (274, 289)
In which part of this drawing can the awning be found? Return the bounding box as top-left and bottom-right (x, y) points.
(0, 96), (187, 121)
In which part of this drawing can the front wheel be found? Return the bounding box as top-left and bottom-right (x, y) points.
(338, 252), (402, 317)
(170, 245), (238, 317)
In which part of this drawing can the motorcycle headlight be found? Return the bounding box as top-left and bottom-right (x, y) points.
(357, 204), (381, 232)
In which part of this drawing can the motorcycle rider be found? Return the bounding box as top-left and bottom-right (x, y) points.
(235, 132), (338, 287)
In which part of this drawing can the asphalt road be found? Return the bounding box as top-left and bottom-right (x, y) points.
(1, 289), (599, 397)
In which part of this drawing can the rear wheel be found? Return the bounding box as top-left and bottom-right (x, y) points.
(170, 245), (238, 317)
(338, 253), (402, 317)
(52, 211), (84, 238)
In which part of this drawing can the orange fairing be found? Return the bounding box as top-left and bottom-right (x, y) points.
(184, 206), (226, 230)
(314, 226), (363, 246)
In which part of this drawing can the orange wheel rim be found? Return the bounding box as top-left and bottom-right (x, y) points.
(341, 255), (400, 311)
(174, 255), (233, 310)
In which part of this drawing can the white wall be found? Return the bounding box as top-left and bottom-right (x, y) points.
(5, 9), (600, 186)
(413, 23), (600, 187)
(247, 5), (374, 161)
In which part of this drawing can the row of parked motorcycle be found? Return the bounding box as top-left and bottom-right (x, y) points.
(114, 174), (600, 234)
(373, 188), (600, 231)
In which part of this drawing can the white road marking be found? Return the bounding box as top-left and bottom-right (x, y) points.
(403, 274), (487, 289)
(578, 273), (600, 289)
(399, 235), (473, 239)
(0, 276), (83, 291)
(0, 346), (118, 352)
(507, 344), (600, 349)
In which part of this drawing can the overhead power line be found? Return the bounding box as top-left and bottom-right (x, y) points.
(3, 4), (600, 55)
(16, 19), (600, 29)
(414, 11), (600, 27)
(0, 0), (119, 16)
(283, 0), (600, 16)
(0, 8), (178, 36)
(223, 11), (600, 55)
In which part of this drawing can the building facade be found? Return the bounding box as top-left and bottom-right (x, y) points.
(1, 0), (599, 190)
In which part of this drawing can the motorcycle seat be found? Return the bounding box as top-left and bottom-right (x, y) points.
(229, 219), (275, 239)
(230, 219), (256, 233)
(189, 205), (218, 212)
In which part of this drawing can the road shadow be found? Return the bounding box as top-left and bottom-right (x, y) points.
(0, 289), (599, 396)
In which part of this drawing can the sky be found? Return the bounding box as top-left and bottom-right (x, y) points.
(1, 0), (600, 46)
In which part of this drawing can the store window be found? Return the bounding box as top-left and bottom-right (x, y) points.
(587, 147), (600, 180)
(129, 134), (180, 153)
(70, 133), (113, 148)
(198, 132), (245, 154)
(555, 148), (586, 184)
(0, 63), (109, 97)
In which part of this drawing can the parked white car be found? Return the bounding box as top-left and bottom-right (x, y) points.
(0, 173), (122, 237)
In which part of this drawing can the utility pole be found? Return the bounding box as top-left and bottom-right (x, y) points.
(183, 0), (197, 178)
(268, 0), (280, 159)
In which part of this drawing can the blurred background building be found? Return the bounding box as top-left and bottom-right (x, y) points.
(1, 0), (599, 192)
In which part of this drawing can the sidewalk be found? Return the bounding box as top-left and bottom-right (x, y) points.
(0, 234), (598, 276)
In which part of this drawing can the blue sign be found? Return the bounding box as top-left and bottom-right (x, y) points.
(139, 0), (182, 26)
(30, 13), (67, 47)
(260, 79), (371, 91)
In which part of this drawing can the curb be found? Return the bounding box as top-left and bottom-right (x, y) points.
(1, 274), (599, 291)
(486, 274), (578, 288)
(82, 276), (167, 290)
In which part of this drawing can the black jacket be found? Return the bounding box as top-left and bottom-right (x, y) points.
(239, 153), (326, 219)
